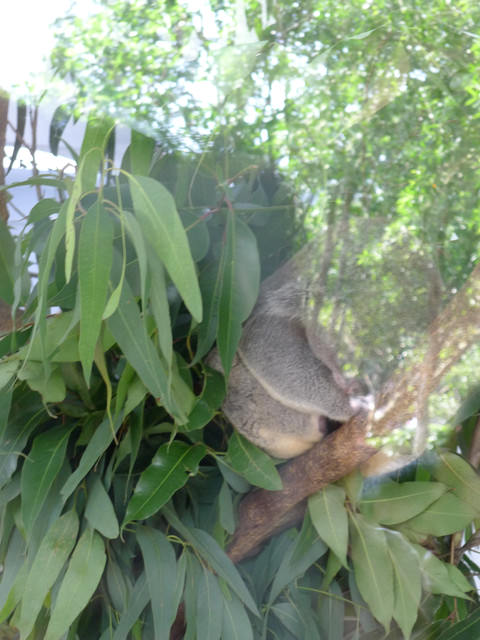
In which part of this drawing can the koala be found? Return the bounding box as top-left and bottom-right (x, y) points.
(208, 249), (367, 459)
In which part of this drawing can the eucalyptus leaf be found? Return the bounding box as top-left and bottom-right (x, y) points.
(350, 513), (394, 631)
(196, 567), (223, 640)
(405, 493), (476, 536)
(309, 485), (348, 567)
(85, 474), (119, 539)
(44, 528), (106, 640)
(226, 431), (282, 490)
(432, 451), (480, 514)
(123, 442), (206, 524)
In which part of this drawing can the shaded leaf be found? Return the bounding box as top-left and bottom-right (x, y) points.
(222, 592), (254, 640)
(137, 526), (177, 639)
(226, 431), (282, 490)
(85, 474), (119, 539)
(218, 480), (235, 534)
(436, 608), (480, 640)
(415, 545), (472, 598)
(129, 130), (155, 175)
(432, 452), (480, 514)
(21, 424), (73, 536)
(112, 573), (149, 640)
(197, 566), (223, 640)
(123, 442), (206, 524)
(16, 511), (79, 639)
(44, 528), (106, 640)
(309, 485), (348, 567)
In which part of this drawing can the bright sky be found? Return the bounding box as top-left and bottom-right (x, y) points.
(0, 0), (94, 94)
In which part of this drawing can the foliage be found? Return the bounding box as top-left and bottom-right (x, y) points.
(0, 0), (480, 638)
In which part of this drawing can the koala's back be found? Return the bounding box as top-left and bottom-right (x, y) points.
(207, 350), (326, 458)
(238, 313), (353, 421)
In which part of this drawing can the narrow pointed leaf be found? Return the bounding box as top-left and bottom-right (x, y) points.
(137, 526), (177, 638)
(405, 493), (476, 535)
(350, 513), (394, 630)
(123, 442), (206, 524)
(16, 511), (79, 639)
(44, 529), (106, 640)
(21, 424), (73, 536)
(196, 567), (223, 640)
(112, 573), (149, 640)
(432, 452), (480, 514)
(222, 593), (253, 640)
(309, 485), (348, 567)
(128, 175), (202, 321)
(78, 202), (114, 382)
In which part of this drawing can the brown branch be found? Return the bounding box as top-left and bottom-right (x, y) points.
(227, 261), (480, 562)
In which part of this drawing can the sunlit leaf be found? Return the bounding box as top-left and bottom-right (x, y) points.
(350, 513), (394, 630)
(78, 202), (114, 383)
(359, 480), (447, 525)
(309, 485), (348, 567)
(415, 545), (472, 598)
(128, 175), (202, 321)
(405, 493), (476, 535)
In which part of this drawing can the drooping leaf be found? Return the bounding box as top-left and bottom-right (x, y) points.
(226, 431), (282, 490)
(16, 511), (79, 639)
(28, 198), (61, 224)
(385, 530), (421, 640)
(196, 567), (223, 640)
(222, 592), (254, 640)
(78, 202), (114, 383)
(137, 526), (177, 639)
(405, 493), (476, 536)
(436, 608), (480, 640)
(123, 442), (206, 524)
(128, 175), (202, 321)
(85, 474), (119, 539)
(359, 480), (447, 525)
(163, 506), (259, 616)
(112, 572), (149, 640)
(61, 415), (122, 500)
(432, 451), (480, 514)
(350, 513), (394, 631)
(309, 485), (348, 567)
(17, 362), (66, 403)
(21, 424), (73, 536)
(217, 214), (260, 377)
(415, 545), (472, 598)
(44, 528), (106, 640)
(218, 481), (235, 534)
(49, 103), (72, 157)
(128, 130), (155, 175)
(318, 581), (344, 640)
(107, 281), (184, 421)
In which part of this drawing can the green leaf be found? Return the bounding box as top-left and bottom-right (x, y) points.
(226, 432), (282, 490)
(112, 573), (149, 640)
(0, 361), (19, 391)
(271, 602), (304, 637)
(309, 485), (348, 567)
(196, 566), (223, 640)
(61, 415), (122, 500)
(16, 511), (79, 639)
(85, 474), (119, 538)
(78, 202), (114, 383)
(0, 221), (16, 303)
(359, 480), (447, 525)
(44, 528), (106, 640)
(17, 362), (66, 403)
(128, 175), (202, 321)
(269, 522), (327, 604)
(318, 581), (344, 640)
(180, 210), (210, 262)
(436, 608), (480, 640)
(350, 513), (394, 630)
(163, 506), (259, 616)
(107, 281), (184, 421)
(405, 493), (476, 535)
(385, 531), (421, 640)
(183, 368), (225, 432)
(146, 244), (173, 367)
(79, 116), (112, 192)
(218, 214), (260, 377)
(415, 546), (472, 598)
(222, 592), (254, 640)
(432, 452), (480, 514)
(137, 526), (177, 639)
(129, 130), (155, 175)
(194, 259), (224, 362)
(28, 198), (60, 224)
(21, 424), (73, 536)
(218, 481), (235, 534)
(123, 442), (206, 524)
